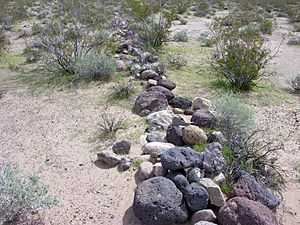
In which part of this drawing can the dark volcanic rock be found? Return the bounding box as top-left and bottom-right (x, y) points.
(191, 110), (217, 128)
(133, 177), (189, 225)
(158, 79), (176, 90)
(169, 97), (192, 110)
(219, 197), (279, 225)
(112, 140), (131, 155)
(184, 183), (209, 213)
(147, 86), (175, 101)
(161, 147), (203, 171)
(166, 125), (184, 146)
(140, 69), (159, 80)
(165, 171), (190, 192)
(133, 91), (168, 116)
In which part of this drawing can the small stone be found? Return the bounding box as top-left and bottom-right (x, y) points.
(116, 59), (126, 71)
(191, 209), (217, 224)
(184, 109), (195, 115)
(112, 140), (131, 155)
(200, 178), (226, 207)
(147, 79), (158, 86)
(97, 151), (121, 166)
(158, 79), (176, 90)
(137, 162), (154, 181)
(194, 222), (217, 225)
(118, 156), (133, 172)
(182, 125), (208, 146)
(140, 135), (148, 146)
(207, 131), (224, 143)
(184, 183), (209, 213)
(143, 142), (175, 155)
(173, 108), (184, 114)
(193, 97), (211, 111)
(131, 64), (141, 75)
(187, 167), (204, 183)
(137, 155), (157, 164)
(153, 162), (167, 176)
(140, 69), (159, 80)
(165, 171), (190, 192)
(169, 97), (192, 110)
(172, 116), (189, 126)
(146, 132), (165, 143)
(147, 86), (174, 101)
(213, 172), (226, 185)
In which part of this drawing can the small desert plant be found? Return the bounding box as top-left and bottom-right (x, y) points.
(0, 27), (8, 54)
(287, 36), (300, 46)
(288, 74), (300, 92)
(197, 32), (214, 47)
(99, 109), (126, 138)
(24, 41), (43, 63)
(109, 82), (136, 100)
(0, 161), (58, 224)
(132, 158), (143, 169)
(167, 55), (187, 69)
(173, 30), (188, 42)
(74, 54), (116, 81)
(212, 93), (254, 146)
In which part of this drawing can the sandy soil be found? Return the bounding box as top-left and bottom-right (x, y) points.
(1, 12), (300, 225)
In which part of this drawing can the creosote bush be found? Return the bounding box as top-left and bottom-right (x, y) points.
(289, 74), (300, 92)
(0, 160), (58, 224)
(210, 14), (271, 90)
(74, 54), (116, 81)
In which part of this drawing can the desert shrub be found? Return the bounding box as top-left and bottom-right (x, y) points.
(210, 16), (271, 90)
(24, 42), (43, 63)
(173, 30), (188, 42)
(74, 54), (116, 81)
(289, 74), (300, 92)
(294, 23), (300, 32)
(99, 109), (126, 138)
(0, 161), (58, 224)
(166, 54), (187, 69)
(0, 27), (7, 54)
(197, 32), (214, 47)
(212, 93), (254, 146)
(109, 82), (136, 100)
(179, 17), (188, 25)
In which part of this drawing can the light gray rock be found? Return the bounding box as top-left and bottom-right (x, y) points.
(137, 162), (154, 181)
(193, 97), (212, 110)
(188, 167), (204, 183)
(143, 142), (175, 155)
(200, 178), (226, 207)
(202, 142), (225, 174)
(191, 209), (217, 224)
(97, 150), (121, 166)
(147, 110), (174, 130)
(153, 162), (167, 176)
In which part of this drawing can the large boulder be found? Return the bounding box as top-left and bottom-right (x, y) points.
(169, 97), (193, 110)
(143, 142), (175, 155)
(133, 177), (189, 225)
(230, 172), (280, 209)
(182, 125), (208, 146)
(202, 142), (225, 174)
(165, 171), (190, 192)
(184, 183), (209, 213)
(218, 197), (279, 225)
(133, 91), (168, 116)
(191, 110), (217, 128)
(97, 150), (120, 166)
(147, 86), (174, 101)
(147, 110), (174, 130)
(166, 125), (184, 146)
(161, 147), (203, 171)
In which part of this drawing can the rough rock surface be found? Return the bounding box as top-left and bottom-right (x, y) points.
(143, 142), (175, 155)
(182, 125), (207, 146)
(193, 97), (211, 110)
(134, 91), (168, 116)
(157, 79), (176, 90)
(118, 156), (132, 172)
(147, 110), (174, 130)
(165, 171), (190, 192)
(166, 125), (184, 146)
(230, 172), (280, 209)
(112, 140), (131, 155)
(137, 162), (154, 181)
(146, 132), (165, 143)
(219, 197), (279, 225)
(153, 162), (167, 176)
(191, 110), (217, 128)
(140, 69), (159, 80)
(161, 147), (203, 170)
(133, 177), (189, 225)
(202, 142), (225, 174)
(184, 183), (209, 213)
(97, 150), (120, 166)
(147, 86), (174, 101)
(169, 97), (193, 110)
(187, 167), (203, 183)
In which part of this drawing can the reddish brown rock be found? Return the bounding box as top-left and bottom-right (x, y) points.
(219, 197), (279, 225)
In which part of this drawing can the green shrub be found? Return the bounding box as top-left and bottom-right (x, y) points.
(193, 142), (206, 152)
(173, 30), (188, 42)
(211, 16), (270, 90)
(74, 54), (116, 81)
(109, 82), (136, 100)
(289, 74), (300, 92)
(197, 32), (214, 47)
(0, 161), (58, 223)
(166, 54), (187, 69)
(24, 42), (43, 63)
